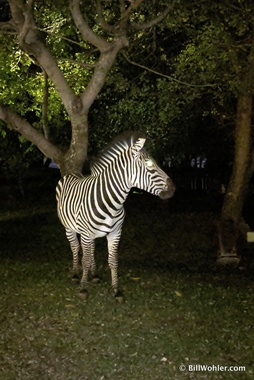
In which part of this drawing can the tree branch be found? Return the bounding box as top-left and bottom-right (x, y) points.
(120, 0), (145, 21)
(69, 0), (111, 52)
(0, 103), (64, 163)
(130, 2), (173, 31)
(122, 52), (216, 88)
(81, 42), (124, 111)
(17, 0), (34, 46)
(8, 0), (78, 117)
(59, 58), (95, 69)
(68, 1), (129, 111)
(0, 20), (16, 32)
(96, 0), (113, 33)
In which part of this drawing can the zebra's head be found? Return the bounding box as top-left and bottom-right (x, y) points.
(129, 134), (175, 199)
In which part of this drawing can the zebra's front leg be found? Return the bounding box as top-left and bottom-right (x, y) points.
(79, 236), (95, 299)
(65, 228), (80, 283)
(107, 230), (124, 303)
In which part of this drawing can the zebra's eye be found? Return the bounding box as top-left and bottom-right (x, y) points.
(145, 159), (154, 169)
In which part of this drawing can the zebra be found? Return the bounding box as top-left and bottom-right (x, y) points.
(56, 131), (175, 300)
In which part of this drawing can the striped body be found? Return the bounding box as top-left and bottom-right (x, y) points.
(56, 174), (125, 238)
(56, 131), (175, 298)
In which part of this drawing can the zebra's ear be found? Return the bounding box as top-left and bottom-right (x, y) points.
(131, 137), (146, 157)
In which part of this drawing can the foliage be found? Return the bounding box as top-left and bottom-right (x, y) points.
(1, 0), (254, 169)
(89, 2), (246, 162)
(0, 0), (176, 175)
(0, 35), (36, 114)
(0, 127), (41, 195)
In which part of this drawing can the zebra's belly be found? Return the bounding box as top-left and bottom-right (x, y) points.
(57, 195), (125, 238)
(57, 210), (80, 234)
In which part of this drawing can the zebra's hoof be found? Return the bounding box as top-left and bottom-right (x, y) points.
(79, 289), (88, 300)
(114, 291), (125, 304)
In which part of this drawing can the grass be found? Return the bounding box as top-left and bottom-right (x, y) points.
(0, 183), (254, 379)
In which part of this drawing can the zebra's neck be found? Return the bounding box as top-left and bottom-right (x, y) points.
(89, 168), (131, 216)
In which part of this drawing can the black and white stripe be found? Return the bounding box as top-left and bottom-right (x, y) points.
(56, 131), (175, 298)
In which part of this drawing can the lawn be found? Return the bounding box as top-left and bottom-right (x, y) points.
(0, 175), (253, 379)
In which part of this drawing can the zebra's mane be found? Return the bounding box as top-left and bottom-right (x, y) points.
(90, 131), (146, 174)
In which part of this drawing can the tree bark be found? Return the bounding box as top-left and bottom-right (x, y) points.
(217, 94), (253, 263)
(42, 70), (50, 141)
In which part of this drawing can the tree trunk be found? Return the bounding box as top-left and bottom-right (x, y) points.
(42, 70), (50, 141)
(217, 94), (253, 264)
(61, 111), (89, 176)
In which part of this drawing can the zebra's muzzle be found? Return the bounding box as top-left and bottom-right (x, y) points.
(159, 177), (175, 199)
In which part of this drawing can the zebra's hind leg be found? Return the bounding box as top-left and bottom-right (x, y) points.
(65, 228), (81, 283)
(107, 231), (124, 303)
(90, 252), (100, 283)
(79, 236), (95, 299)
